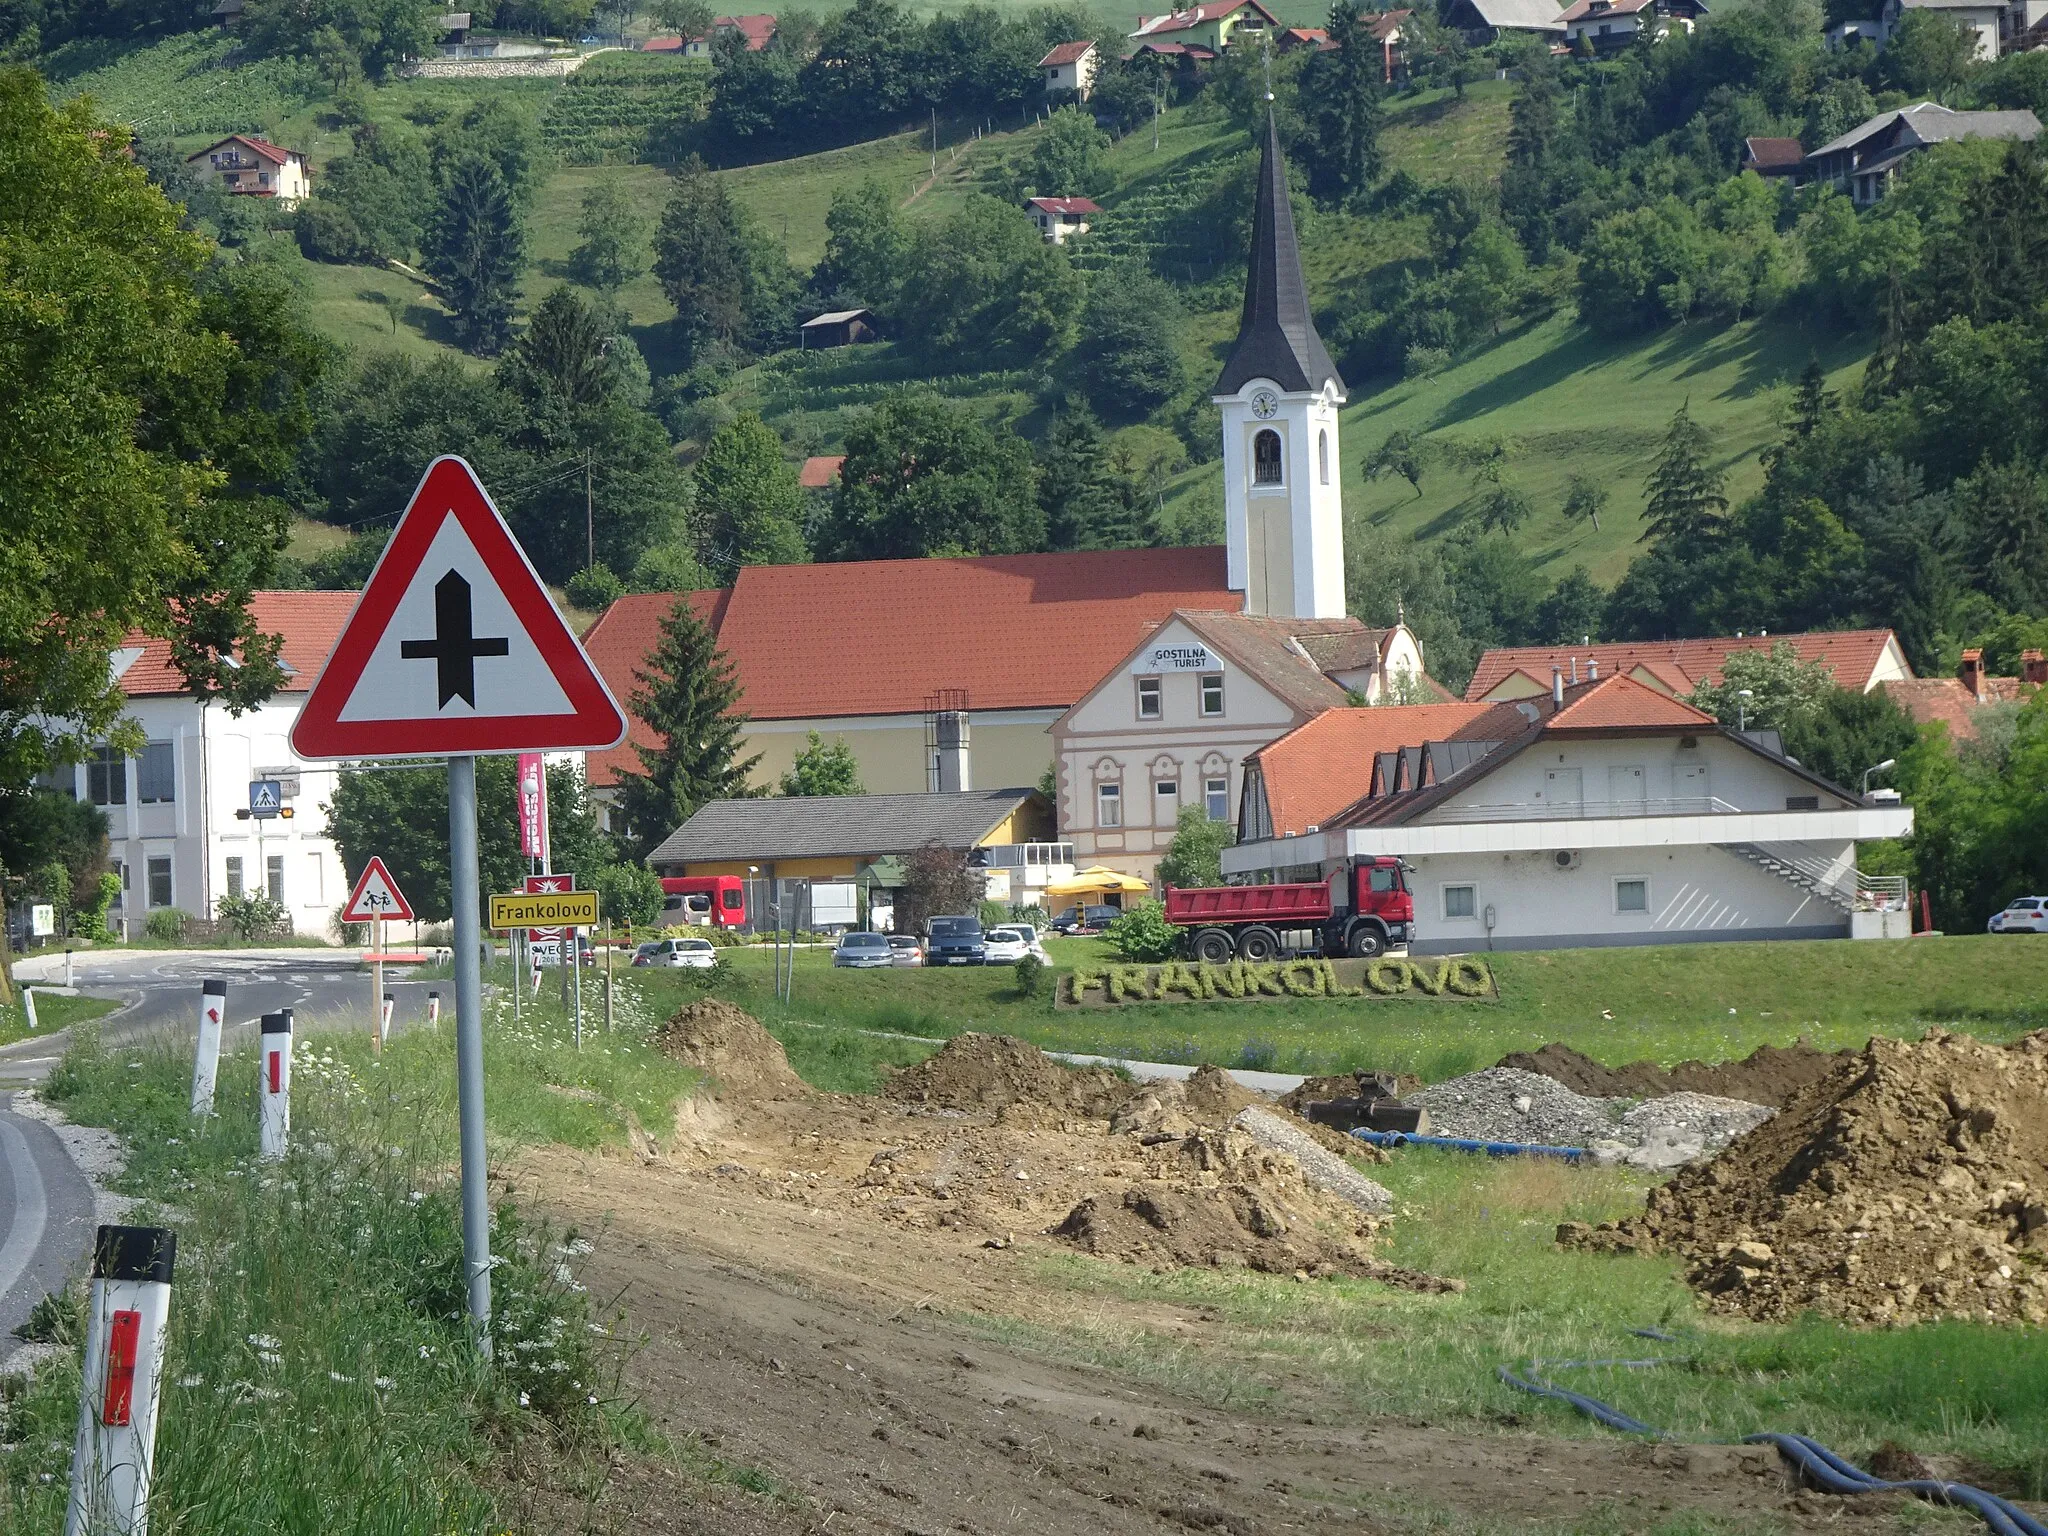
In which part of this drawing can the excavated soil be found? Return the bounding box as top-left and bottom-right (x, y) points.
(1500, 1040), (1854, 1108)
(1559, 1030), (2048, 1324)
(656, 999), (810, 1099)
(884, 1031), (1132, 1120)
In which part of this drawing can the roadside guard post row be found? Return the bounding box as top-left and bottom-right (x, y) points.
(289, 455), (627, 1354)
(66, 1225), (175, 1536)
(259, 1010), (292, 1162)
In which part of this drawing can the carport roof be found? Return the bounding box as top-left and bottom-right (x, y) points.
(646, 787), (1045, 866)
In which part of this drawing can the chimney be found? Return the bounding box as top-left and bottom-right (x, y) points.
(2024, 648), (2047, 687)
(925, 689), (971, 793)
(1960, 647), (1984, 701)
(1589, 659), (1599, 679)
(1551, 665), (1565, 709)
(1568, 656), (1578, 684)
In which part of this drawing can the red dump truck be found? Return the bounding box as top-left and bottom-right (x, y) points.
(1163, 856), (1415, 962)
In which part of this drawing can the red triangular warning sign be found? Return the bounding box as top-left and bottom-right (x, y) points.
(291, 457), (628, 760)
(342, 856), (416, 923)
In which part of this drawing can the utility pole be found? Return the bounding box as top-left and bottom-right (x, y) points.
(584, 451), (594, 571)
(931, 107), (937, 175)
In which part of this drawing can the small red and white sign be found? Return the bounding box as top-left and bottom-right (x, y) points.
(289, 456), (628, 761)
(526, 871), (572, 948)
(343, 857), (415, 924)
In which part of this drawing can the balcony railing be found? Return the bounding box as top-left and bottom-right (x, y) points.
(1422, 796), (1742, 823)
(972, 842), (1076, 870)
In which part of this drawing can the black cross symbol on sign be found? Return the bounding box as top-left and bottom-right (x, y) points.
(399, 571), (510, 708)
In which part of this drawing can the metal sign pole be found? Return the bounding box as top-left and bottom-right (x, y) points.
(371, 912), (383, 1058)
(571, 927), (583, 1050)
(447, 754), (492, 1352)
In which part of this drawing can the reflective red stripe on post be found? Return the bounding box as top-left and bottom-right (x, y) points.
(268, 1050), (281, 1095)
(102, 1311), (140, 1426)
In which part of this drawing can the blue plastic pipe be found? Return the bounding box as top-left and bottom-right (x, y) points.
(1351, 1128), (1588, 1163)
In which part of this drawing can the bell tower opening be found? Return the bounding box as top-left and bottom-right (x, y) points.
(1253, 430), (1283, 486)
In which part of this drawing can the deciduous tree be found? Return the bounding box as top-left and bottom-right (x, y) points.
(569, 170), (651, 297)
(779, 731), (863, 796)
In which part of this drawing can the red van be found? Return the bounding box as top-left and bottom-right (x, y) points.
(658, 875), (747, 929)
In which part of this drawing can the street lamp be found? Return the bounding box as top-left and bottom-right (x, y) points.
(1861, 758), (1897, 797)
(1736, 689), (1754, 734)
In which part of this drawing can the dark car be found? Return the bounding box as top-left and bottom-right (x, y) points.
(925, 915), (987, 965)
(1050, 904), (1122, 935)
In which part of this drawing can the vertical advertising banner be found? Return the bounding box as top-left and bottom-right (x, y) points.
(517, 752), (548, 860)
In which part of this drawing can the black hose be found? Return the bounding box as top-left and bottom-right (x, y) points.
(1497, 1359), (2048, 1536)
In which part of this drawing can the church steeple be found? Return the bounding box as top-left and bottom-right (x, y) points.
(1214, 112), (1343, 399)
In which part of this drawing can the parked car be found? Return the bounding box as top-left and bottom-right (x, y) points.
(1050, 904), (1122, 935)
(888, 934), (924, 967)
(925, 915), (987, 965)
(832, 931), (896, 968)
(982, 924), (1047, 964)
(632, 936), (717, 969)
(1988, 897), (2048, 933)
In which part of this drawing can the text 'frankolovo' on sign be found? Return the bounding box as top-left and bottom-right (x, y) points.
(488, 890), (600, 929)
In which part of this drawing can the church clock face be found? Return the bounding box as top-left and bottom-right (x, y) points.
(1249, 389), (1279, 420)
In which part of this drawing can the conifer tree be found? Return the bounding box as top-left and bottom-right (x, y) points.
(427, 153), (524, 355)
(1640, 402), (1727, 548)
(1039, 408), (1144, 551)
(615, 599), (762, 857)
(1300, 0), (1384, 208)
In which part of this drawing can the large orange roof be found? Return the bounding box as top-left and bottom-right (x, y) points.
(582, 589), (731, 789)
(1249, 703), (1494, 835)
(115, 591), (358, 696)
(1464, 629), (1906, 701)
(1544, 672), (1717, 732)
(582, 548), (1236, 786)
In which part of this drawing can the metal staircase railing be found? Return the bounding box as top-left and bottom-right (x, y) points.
(1717, 842), (1908, 913)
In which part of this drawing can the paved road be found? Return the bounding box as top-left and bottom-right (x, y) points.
(0, 949), (448, 1353)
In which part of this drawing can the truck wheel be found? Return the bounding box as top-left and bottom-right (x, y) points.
(1347, 925), (1386, 959)
(1193, 928), (1235, 964)
(1237, 927), (1280, 962)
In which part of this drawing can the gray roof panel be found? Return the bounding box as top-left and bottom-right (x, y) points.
(645, 788), (1042, 867)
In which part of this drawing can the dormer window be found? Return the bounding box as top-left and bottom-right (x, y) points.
(1252, 429), (1283, 485)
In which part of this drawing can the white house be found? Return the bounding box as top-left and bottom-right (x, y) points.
(1039, 39), (1100, 98)
(1879, 0), (2003, 56)
(58, 594), (357, 940)
(1026, 195), (1102, 243)
(1224, 674), (1917, 951)
(1558, 0), (1706, 51)
(185, 135), (311, 206)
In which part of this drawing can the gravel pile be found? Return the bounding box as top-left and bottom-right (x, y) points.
(1404, 1069), (1774, 1168)
(1231, 1106), (1394, 1213)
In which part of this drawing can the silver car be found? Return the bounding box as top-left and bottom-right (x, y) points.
(832, 931), (896, 968)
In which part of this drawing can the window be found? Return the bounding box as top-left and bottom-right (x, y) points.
(308, 852), (324, 903)
(1252, 429), (1283, 486)
(137, 741), (175, 804)
(1615, 878), (1648, 913)
(1369, 866), (1396, 893)
(1154, 778), (1178, 823)
(146, 856), (172, 909)
(86, 746), (126, 807)
(1205, 776), (1229, 822)
(1318, 429), (1329, 485)
(1136, 676), (1162, 720)
(722, 887), (744, 910)
(1097, 781), (1122, 828)
(225, 857), (244, 898)
(1443, 884), (1476, 920)
(1199, 673), (1225, 717)
(267, 855), (284, 903)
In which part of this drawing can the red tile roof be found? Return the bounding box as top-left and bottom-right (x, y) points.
(583, 589), (732, 788)
(1028, 196), (1103, 215)
(1743, 135), (1806, 169)
(716, 12), (776, 46)
(1464, 629), (1906, 701)
(115, 591), (358, 696)
(1250, 703), (1494, 835)
(798, 455), (844, 489)
(187, 133), (295, 166)
(1039, 39), (1097, 65)
(1132, 0), (1279, 34)
(582, 548), (1237, 786)
(1882, 675), (2037, 741)
(642, 33), (684, 48)
(1543, 672), (1717, 732)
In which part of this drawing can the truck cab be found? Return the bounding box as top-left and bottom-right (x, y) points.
(1333, 856), (1414, 957)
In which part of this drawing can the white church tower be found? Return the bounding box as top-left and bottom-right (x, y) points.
(1214, 113), (1347, 620)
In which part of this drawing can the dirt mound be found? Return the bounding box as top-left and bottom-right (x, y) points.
(1182, 1063), (1261, 1124)
(886, 1033), (1129, 1119)
(1498, 1041), (1852, 1108)
(1559, 1031), (2048, 1325)
(655, 1000), (807, 1099)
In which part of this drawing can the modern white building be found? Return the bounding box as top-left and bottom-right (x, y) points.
(58, 594), (356, 940)
(1224, 674), (1916, 951)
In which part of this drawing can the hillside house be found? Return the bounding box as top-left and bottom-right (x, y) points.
(798, 455), (845, 491)
(1880, 0), (2003, 56)
(1808, 102), (2041, 203)
(799, 308), (876, 347)
(1225, 674), (1916, 951)
(210, 0), (243, 25)
(1026, 195), (1101, 243)
(1128, 0), (1281, 52)
(1741, 135), (1807, 180)
(1039, 40), (1101, 98)
(437, 11), (471, 44)
(1559, 0), (1706, 49)
(53, 595), (357, 941)
(1443, 0), (1566, 41)
(1883, 648), (2045, 742)
(1464, 629), (1915, 702)
(679, 13), (777, 54)
(185, 136), (311, 206)
(1274, 25), (1334, 48)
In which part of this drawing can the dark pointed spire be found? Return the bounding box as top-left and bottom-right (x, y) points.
(1213, 112), (1344, 398)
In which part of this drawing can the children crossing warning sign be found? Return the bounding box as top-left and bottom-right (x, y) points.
(342, 857), (415, 924)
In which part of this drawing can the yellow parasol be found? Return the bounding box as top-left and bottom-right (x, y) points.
(1045, 866), (1153, 903)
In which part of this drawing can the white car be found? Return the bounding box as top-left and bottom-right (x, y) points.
(633, 936), (718, 969)
(982, 924), (1048, 964)
(1988, 897), (2048, 933)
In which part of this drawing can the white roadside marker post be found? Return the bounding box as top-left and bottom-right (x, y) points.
(427, 990), (441, 1030)
(258, 1010), (291, 1162)
(65, 1224), (176, 1536)
(381, 990), (395, 1045)
(21, 987), (37, 1034)
(190, 979), (226, 1117)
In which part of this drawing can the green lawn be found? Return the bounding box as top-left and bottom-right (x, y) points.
(0, 990), (118, 1051)
(638, 932), (2048, 1083)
